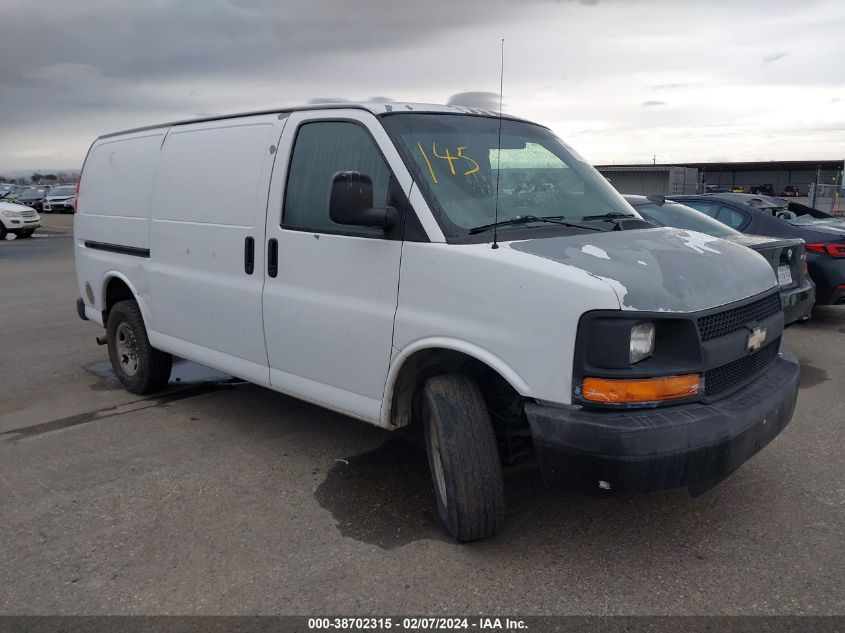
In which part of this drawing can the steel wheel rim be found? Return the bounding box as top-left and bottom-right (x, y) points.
(427, 421), (448, 507)
(116, 322), (139, 376)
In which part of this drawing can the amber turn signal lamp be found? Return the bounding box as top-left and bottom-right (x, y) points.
(582, 374), (701, 404)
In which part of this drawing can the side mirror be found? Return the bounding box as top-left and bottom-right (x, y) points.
(329, 171), (396, 230)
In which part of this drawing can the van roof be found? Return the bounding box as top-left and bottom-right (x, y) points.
(98, 102), (533, 139)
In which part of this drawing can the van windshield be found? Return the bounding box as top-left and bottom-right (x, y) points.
(381, 113), (638, 239)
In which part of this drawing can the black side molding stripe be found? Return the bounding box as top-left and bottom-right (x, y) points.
(84, 241), (150, 258)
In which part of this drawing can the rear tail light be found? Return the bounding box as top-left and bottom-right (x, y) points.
(73, 174), (81, 213)
(806, 243), (845, 258)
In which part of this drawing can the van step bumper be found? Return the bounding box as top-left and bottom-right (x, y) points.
(524, 348), (800, 495)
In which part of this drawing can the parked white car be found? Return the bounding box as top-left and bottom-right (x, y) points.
(75, 103), (799, 541)
(0, 201), (40, 239)
(42, 185), (77, 213)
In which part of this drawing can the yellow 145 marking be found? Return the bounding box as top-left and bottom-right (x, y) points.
(417, 142), (480, 183)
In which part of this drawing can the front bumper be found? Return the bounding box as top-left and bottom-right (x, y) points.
(525, 348), (800, 495)
(781, 277), (815, 323)
(3, 219), (40, 232)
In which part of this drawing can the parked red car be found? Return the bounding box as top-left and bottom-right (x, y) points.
(780, 186), (800, 197)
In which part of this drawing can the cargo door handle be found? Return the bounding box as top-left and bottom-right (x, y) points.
(267, 238), (278, 278)
(244, 236), (255, 274)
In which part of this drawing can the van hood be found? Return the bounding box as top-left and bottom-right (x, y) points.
(508, 227), (777, 313)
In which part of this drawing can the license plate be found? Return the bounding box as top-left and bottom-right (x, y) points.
(777, 265), (793, 286)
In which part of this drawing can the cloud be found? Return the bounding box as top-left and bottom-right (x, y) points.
(762, 52), (788, 66)
(649, 82), (690, 90)
(447, 92), (502, 110)
(306, 97), (352, 104)
(0, 0), (843, 170)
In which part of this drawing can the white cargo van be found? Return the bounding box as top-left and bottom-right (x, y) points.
(75, 103), (799, 541)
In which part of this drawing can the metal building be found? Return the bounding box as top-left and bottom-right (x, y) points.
(596, 159), (842, 197)
(594, 165), (699, 195)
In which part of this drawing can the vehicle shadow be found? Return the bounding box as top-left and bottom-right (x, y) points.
(175, 379), (789, 559)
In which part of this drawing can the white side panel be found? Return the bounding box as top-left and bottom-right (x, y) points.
(75, 131), (164, 316)
(148, 115), (284, 384)
(389, 241), (621, 410)
(79, 132), (164, 221)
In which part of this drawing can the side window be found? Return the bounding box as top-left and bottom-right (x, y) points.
(283, 121), (391, 236)
(683, 201), (720, 218)
(716, 206), (748, 230)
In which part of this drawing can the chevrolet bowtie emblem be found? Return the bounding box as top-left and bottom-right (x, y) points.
(746, 326), (767, 352)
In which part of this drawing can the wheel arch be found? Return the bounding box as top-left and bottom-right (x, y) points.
(100, 272), (148, 326)
(381, 339), (530, 429)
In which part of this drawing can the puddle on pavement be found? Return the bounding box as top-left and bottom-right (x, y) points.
(314, 437), (448, 549)
(797, 358), (829, 390)
(85, 359), (232, 391)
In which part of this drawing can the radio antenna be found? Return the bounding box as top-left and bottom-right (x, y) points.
(492, 38), (504, 250)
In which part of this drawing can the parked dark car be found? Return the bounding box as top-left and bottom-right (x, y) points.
(625, 195), (814, 323)
(749, 185), (775, 196)
(15, 187), (49, 211)
(670, 193), (845, 306)
(780, 185), (800, 197)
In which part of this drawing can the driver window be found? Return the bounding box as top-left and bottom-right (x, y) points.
(283, 121), (391, 236)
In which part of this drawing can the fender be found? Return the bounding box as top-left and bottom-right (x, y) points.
(98, 271), (151, 329)
(380, 336), (531, 427)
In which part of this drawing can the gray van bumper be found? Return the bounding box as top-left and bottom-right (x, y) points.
(525, 348), (800, 496)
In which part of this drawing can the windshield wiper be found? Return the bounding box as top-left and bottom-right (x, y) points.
(469, 215), (601, 235)
(581, 212), (637, 221)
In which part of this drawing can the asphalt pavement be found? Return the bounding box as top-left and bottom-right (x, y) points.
(1, 221), (843, 615)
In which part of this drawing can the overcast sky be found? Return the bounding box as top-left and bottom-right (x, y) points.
(1, 0), (843, 173)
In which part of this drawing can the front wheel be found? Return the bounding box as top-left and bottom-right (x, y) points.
(422, 373), (505, 542)
(106, 300), (173, 394)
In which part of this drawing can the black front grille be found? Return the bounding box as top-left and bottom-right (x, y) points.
(704, 339), (780, 397)
(697, 293), (781, 342)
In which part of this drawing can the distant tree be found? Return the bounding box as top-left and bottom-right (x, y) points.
(55, 170), (79, 184)
(43, 174), (57, 183)
(30, 173), (43, 184)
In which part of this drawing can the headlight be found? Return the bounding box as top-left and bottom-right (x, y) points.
(629, 321), (655, 364)
(1, 210), (21, 218)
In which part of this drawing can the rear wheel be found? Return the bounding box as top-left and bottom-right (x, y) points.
(106, 300), (172, 394)
(422, 373), (505, 542)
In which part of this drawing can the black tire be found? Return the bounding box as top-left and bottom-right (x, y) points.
(106, 300), (172, 395)
(0, 224), (6, 240)
(422, 373), (505, 542)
